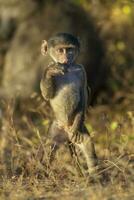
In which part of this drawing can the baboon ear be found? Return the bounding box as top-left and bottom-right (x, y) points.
(41, 40), (48, 55)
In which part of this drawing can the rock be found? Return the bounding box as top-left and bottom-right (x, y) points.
(1, 1), (105, 99)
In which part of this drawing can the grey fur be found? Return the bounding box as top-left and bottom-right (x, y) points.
(40, 34), (98, 175)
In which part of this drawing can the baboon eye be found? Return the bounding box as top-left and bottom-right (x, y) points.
(67, 48), (74, 54)
(57, 48), (64, 53)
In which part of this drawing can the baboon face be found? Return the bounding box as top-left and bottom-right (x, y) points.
(41, 33), (80, 65)
(49, 44), (78, 64)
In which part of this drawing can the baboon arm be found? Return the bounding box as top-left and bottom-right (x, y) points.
(40, 70), (55, 101)
(71, 65), (88, 133)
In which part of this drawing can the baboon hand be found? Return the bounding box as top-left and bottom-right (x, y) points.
(69, 130), (84, 144)
(46, 64), (65, 77)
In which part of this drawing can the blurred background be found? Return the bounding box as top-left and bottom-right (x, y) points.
(0, 0), (133, 106)
(0, 2), (133, 198)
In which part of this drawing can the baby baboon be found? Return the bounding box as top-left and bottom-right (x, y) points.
(40, 33), (98, 174)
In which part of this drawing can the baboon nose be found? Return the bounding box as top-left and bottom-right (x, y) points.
(63, 59), (68, 64)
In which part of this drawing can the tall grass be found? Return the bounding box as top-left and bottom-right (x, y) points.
(0, 97), (133, 200)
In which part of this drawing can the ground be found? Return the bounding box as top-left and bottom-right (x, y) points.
(0, 98), (133, 200)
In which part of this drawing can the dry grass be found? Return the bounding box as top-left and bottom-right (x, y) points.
(0, 96), (133, 200)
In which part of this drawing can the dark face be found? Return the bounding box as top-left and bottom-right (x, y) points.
(49, 44), (79, 64)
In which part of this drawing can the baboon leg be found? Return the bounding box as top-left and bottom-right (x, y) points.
(68, 142), (84, 176)
(49, 142), (59, 164)
(76, 126), (98, 174)
(48, 121), (69, 164)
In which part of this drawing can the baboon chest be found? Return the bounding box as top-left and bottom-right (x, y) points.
(50, 69), (82, 124)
